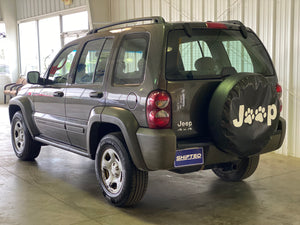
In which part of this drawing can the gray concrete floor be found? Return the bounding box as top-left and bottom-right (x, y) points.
(1, 104), (300, 225)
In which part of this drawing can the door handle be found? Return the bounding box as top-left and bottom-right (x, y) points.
(53, 91), (64, 97)
(89, 91), (103, 98)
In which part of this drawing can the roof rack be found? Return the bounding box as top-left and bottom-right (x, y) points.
(88, 16), (166, 35)
(221, 20), (248, 38)
(221, 20), (245, 27)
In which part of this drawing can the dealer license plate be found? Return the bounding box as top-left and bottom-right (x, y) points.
(174, 147), (204, 168)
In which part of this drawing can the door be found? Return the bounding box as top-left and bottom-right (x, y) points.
(65, 38), (114, 149)
(33, 44), (78, 143)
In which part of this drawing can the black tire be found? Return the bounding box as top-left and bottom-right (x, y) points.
(11, 111), (41, 161)
(95, 132), (148, 207)
(212, 155), (260, 182)
(208, 74), (280, 157)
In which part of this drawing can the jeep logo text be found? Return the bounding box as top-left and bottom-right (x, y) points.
(177, 121), (192, 128)
(233, 104), (277, 128)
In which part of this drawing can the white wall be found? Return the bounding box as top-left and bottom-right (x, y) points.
(109, 0), (300, 158)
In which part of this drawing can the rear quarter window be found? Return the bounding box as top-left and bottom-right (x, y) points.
(113, 33), (149, 85)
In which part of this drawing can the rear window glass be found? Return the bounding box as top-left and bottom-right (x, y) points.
(166, 29), (274, 80)
(223, 40), (254, 73)
(180, 41), (212, 71)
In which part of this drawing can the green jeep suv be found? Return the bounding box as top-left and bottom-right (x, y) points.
(9, 17), (285, 207)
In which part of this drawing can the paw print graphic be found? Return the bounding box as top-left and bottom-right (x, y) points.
(255, 106), (267, 122)
(244, 108), (254, 125)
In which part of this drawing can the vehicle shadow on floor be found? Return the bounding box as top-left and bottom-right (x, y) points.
(121, 175), (259, 225)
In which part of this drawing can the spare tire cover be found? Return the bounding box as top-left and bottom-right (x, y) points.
(208, 74), (280, 157)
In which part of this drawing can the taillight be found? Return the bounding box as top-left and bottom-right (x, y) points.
(146, 90), (171, 129)
(276, 83), (283, 112)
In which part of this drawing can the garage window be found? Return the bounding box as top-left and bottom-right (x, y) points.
(0, 23), (9, 75)
(39, 16), (61, 74)
(19, 21), (39, 74)
(19, 11), (88, 76)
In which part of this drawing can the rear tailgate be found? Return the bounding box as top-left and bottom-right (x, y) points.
(165, 26), (276, 140)
(167, 80), (220, 138)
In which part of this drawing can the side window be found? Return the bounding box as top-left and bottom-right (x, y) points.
(180, 41), (212, 71)
(113, 34), (149, 85)
(75, 39), (105, 84)
(222, 41), (254, 73)
(94, 39), (113, 83)
(48, 45), (78, 84)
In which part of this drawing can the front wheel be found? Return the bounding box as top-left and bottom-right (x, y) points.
(212, 155), (260, 182)
(11, 111), (41, 161)
(95, 132), (148, 207)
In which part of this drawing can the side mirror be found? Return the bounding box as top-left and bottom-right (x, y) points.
(27, 71), (42, 84)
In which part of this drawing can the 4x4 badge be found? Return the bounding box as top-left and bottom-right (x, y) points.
(233, 104), (277, 128)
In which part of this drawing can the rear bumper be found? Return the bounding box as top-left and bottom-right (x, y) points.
(260, 117), (286, 154)
(136, 128), (176, 170)
(136, 117), (286, 171)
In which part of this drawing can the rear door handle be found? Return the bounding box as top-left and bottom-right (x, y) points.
(53, 91), (64, 97)
(89, 92), (103, 98)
